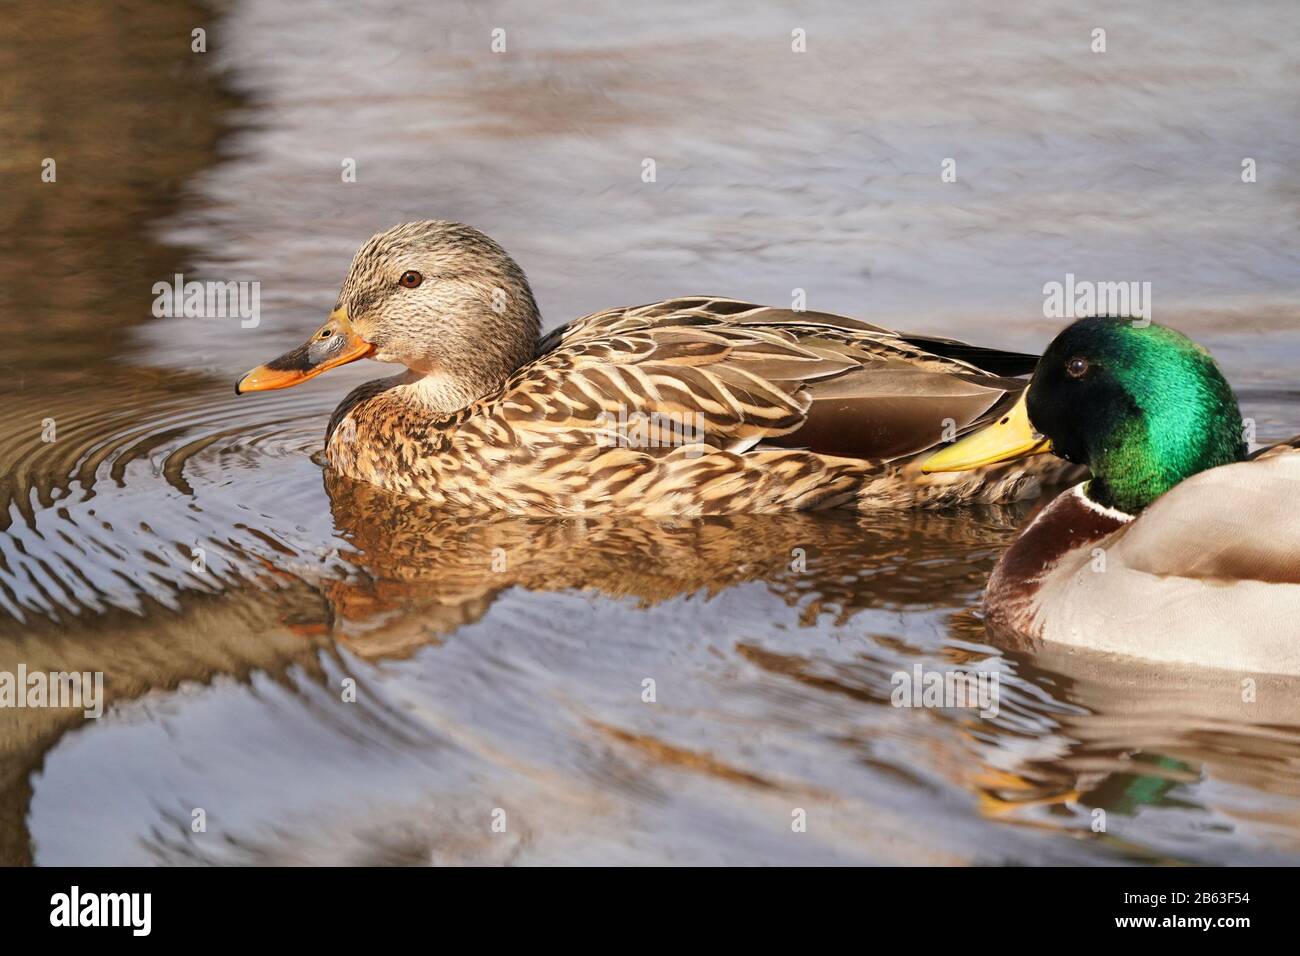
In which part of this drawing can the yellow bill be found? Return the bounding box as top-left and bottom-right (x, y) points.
(921, 390), (1052, 473)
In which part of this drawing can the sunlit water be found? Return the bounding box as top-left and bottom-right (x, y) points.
(2, 0), (1299, 865)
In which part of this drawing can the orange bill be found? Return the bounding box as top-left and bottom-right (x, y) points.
(235, 307), (375, 394)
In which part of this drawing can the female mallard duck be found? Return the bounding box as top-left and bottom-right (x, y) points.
(923, 316), (1300, 674)
(236, 220), (1073, 515)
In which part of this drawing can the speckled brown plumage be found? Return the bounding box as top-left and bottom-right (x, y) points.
(249, 221), (1079, 514)
(325, 296), (1075, 514)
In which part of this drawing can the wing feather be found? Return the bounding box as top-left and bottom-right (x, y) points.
(506, 299), (1031, 461)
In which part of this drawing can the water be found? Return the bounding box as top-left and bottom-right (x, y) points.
(2, 0), (1299, 865)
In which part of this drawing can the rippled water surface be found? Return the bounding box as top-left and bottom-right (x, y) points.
(3, 0), (1299, 865)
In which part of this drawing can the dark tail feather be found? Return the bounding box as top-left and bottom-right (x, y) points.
(901, 334), (1039, 377)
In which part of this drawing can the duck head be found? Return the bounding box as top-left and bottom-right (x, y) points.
(236, 221), (541, 411)
(923, 317), (1246, 513)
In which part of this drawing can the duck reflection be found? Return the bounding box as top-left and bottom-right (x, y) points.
(963, 647), (1300, 859)
(317, 469), (1027, 659)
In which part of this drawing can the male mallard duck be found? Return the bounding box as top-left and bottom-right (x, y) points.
(236, 220), (1073, 515)
(923, 316), (1300, 674)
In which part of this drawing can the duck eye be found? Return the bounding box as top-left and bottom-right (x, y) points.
(399, 270), (423, 289)
(1066, 356), (1090, 379)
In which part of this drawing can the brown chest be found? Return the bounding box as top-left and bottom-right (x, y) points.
(985, 485), (1130, 638)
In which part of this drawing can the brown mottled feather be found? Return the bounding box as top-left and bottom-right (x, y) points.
(327, 297), (1075, 515)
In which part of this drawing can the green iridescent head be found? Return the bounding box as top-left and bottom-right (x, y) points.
(1026, 317), (1246, 513)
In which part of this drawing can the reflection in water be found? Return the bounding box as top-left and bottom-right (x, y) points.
(319, 471), (1025, 657)
(2, 0), (1299, 865)
(0, 0), (236, 373)
(978, 651), (1300, 861)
